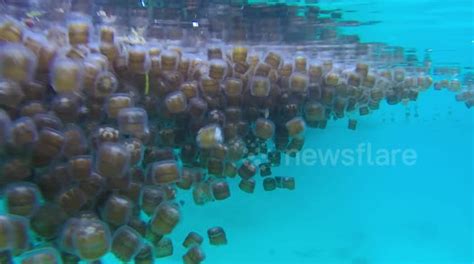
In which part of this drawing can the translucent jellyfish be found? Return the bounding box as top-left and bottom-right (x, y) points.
(154, 237), (173, 258)
(290, 72), (309, 93)
(117, 107), (149, 138)
(101, 194), (133, 227)
(147, 160), (180, 185)
(30, 203), (67, 240)
(94, 71), (118, 98)
(57, 187), (88, 216)
(0, 43), (37, 82)
(0, 80), (24, 110)
(4, 182), (41, 217)
(239, 179), (256, 194)
(140, 185), (166, 216)
(254, 118), (275, 140)
(105, 93), (135, 119)
(285, 117), (306, 137)
(211, 181), (231, 200)
(9, 117), (38, 148)
(196, 124), (224, 149)
(59, 218), (83, 254)
(207, 226), (227, 246)
(183, 232), (204, 249)
(165, 91), (188, 114)
(50, 57), (83, 94)
(160, 49), (180, 71)
(134, 243), (155, 264)
(150, 203), (181, 235)
(250, 76), (271, 97)
(67, 13), (92, 46)
(111, 226), (143, 262)
(208, 59), (227, 80)
(95, 142), (131, 180)
(73, 219), (111, 261)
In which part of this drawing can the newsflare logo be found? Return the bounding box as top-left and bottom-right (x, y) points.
(280, 142), (418, 167)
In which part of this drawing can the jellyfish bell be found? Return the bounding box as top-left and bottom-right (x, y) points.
(164, 91), (188, 114)
(250, 76), (271, 97)
(99, 25), (116, 44)
(0, 43), (37, 83)
(147, 160), (180, 185)
(128, 45), (151, 74)
(294, 54), (307, 73)
(67, 13), (93, 46)
(282, 177), (296, 190)
(207, 226), (227, 246)
(140, 185), (166, 216)
(208, 59), (227, 80)
(161, 49), (180, 72)
(0, 16), (24, 43)
(30, 203), (68, 240)
(211, 181), (231, 200)
(263, 177), (277, 191)
(4, 182), (41, 218)
(254, 118), (275, 140)
(196, 124), (224, 149)
(101, 194), (133, 227)
(134, 243), (155, 264)
(117, 107), (149, 139)
(73, 219), (111, 261)
(50, 57), (83, 94)
(149, 203), (181, 235)
(59, 218), (83, 254)
(63, 124), (88, 158)
(183, 246), (206, 264)
(8, 117), (38, 149)
(0, 79), (24, 110)
(32, 127), (65, 167)
(105, 93), (135, 120)
(111, 225), (143, 262)
(95, 142), (131, 180)
(57, 186), (88, 216)
(238, 160), (257, 180)
(154, 236), (174, 258)
(183, 232), (204, 248)
(232, 46), (248, 64)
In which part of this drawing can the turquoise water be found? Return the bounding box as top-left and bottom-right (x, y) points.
(1, 0), (473, 263)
